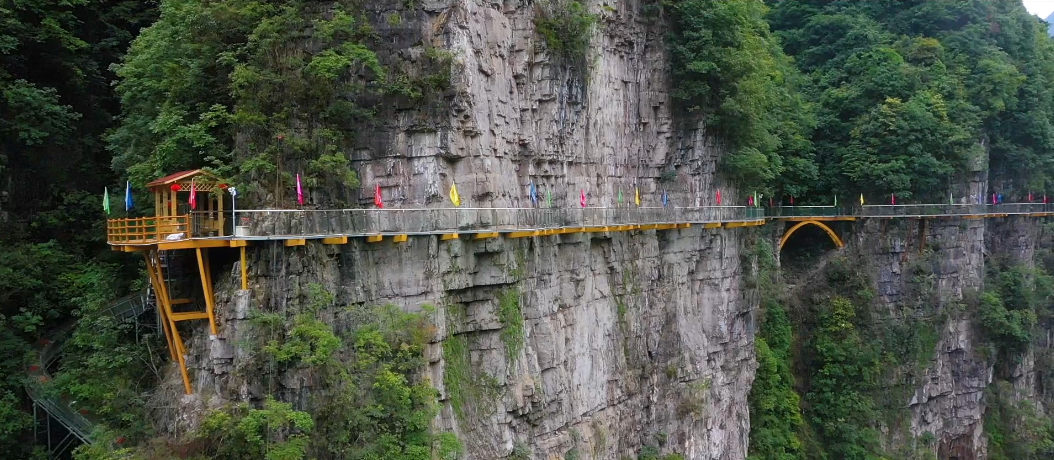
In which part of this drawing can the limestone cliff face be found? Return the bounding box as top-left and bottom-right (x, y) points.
(844, 214), (1044, 460)
(166, 1), (757, 459)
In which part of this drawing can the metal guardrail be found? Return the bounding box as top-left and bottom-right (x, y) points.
(232, 206), (766, 238)
(771, 203), (1053, 218)
(106, 215), (191, 243)
(26, 289), (154, 455)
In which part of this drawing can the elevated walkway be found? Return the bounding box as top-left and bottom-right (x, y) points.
(26, 289), (155, 458)
(105, 203), (1054, 250)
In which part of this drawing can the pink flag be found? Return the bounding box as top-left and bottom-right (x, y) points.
(296, 174), (304, 205)
(1029, 191), (1034, 202)
(891, 193), (896, 205)
(580, 189), (587, 208)
(716, 189), (722, 205)
(790, 196), (794, 205)
(992, 193), (996, 204)
(189, 179), (197, 210)
(374, 184), (384, 208)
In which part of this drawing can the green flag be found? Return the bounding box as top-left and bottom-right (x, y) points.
(834, 195), (837, 207)
(102, 187), (110, 215)
(547, 189), (553, 208)
(618, 189), (623, 204)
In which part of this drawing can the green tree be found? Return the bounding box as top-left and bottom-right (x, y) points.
(667, 0), (816, 194)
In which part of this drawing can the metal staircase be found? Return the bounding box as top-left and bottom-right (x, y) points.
(25, 286), (156, 458)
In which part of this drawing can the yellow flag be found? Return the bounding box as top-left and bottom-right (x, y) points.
(859, 193), (864, 205)
(450, 183), (461, 207)
(635, 187), (641, 206)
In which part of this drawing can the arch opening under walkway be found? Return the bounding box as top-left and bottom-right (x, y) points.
(778, 220), (845, 251)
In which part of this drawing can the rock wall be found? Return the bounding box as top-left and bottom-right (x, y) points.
(165, 1), (758, 459)
(841, 214), (1044, 460)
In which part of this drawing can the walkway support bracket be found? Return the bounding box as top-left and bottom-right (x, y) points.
(779, 220), (845, 251)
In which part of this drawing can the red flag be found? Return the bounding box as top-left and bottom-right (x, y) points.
(992, 193), (996, 204)
(769, 197), (774, 207)
(1029, 191), (1034, 202)
(891, 193), (896, 205)
(1045, 195), (1049, 204)
(748, 196), (754, 206)
(790, 196), (794, 205)
(374, 184), (384, 208)
(580, 189), (587, 208)
(296, 174), (304, 205)
(716, 189), (722, 205)
(189, 179), (197, 210)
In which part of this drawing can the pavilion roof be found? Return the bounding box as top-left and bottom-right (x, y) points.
(146, 170), (218, 188)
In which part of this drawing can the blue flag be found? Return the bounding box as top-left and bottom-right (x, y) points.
(662, 189), (668, 207)
(125, 180), (133, 211)
(529, 181), (538, 205)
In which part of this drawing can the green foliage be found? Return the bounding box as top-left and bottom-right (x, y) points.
(667, 0), (815, 193)
(109, 0), (448, 206)
(196, 396), (314, 460)
(443, 308), (500, 422)
(804, 297), (882, 460)
(534, 1), (597, 67)
(986, 381), (1054, 460)
(748, 310), (803, 460)
(768, 0), (1054, 200)
(978, 261), (1041, 360)
(498, 287), (525, 362)
(262, 314), (341, 366)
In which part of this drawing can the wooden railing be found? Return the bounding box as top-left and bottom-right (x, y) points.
(107, 215), (192, 244)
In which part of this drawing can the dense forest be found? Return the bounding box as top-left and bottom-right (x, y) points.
(3, 0), (1054, 459)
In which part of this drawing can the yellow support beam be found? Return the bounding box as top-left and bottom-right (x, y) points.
(506, 230), (539, 238)
(654, 224), (677, 230)
(240, 246), (248, 291)
(678, 223), (691, 228)
(725, 220), (766, 228)
(440, 233), (459, 241)
(585, 227), (610, 233)
(284, 239), (306, 247)
(367, 235), (384, 243)
(169, 311), (211, 322)
(229, 239), (249, 248)
(474, 232), (500, 239)
(638, 224), (657, 231)
(157, 239), (231, 251)
(703, 223), (722, 229)
(393, 234), (409, 243)
(322, 236), (348, 245)
(195, 248), (219, 335)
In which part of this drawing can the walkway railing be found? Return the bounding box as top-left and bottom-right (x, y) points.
(107, 216), (191, 243)
(772, 203), (1053, 218)
(106, 202), (1054, 245)
(26, 289), (154, 456)
(231, 206), (766, 238)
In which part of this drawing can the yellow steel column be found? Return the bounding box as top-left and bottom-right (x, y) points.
(196, 248), (219, 335)
(149, 250), (192, 394)
(143, 253), (176, 361)
(240, 246), (248, 290)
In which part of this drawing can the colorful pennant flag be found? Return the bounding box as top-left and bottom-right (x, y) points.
(662, 189), (668, 207)
(859, 193), (864, 206)
(189, 179), (197, 210)
(102, 187), (110, 215)
(547, 188), (553, 208)
(716, 189), (722, 205)
(296, 174), (304, 205)
(891, 193), (896, 205)
(374, 184), (384, 208)
(580, 189), (587, 208)
(529, 182), (537, 206)
(125, 181), (133, 211)
(618, 188), (623, 205)
(635, 186), (641, 206)
(449, 182), (461, 207)
(834, 195), (837, 207)
(790, 196), (794, 205)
